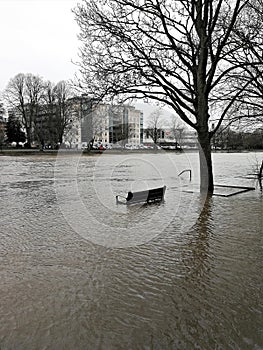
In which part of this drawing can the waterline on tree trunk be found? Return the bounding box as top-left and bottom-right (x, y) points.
(197, 136), (214, 195)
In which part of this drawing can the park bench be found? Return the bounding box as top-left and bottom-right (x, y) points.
(116, 185), (166, 205)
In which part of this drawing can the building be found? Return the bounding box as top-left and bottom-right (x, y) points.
(78, 98), (144, 148)
(143, 126), (198, 149)
(6, 96), (144, 149)
(0, 102), (8, 122)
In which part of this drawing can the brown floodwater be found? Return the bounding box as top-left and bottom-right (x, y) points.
(0, 151), (262, 349)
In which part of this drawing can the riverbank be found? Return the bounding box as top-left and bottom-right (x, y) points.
(0, 148), (183, 156)
(1, 147), (262, 157)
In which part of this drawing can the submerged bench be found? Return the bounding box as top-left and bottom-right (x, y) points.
(116, 186), (166, 205)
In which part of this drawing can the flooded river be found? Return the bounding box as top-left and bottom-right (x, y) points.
(0, 151), (262, 349)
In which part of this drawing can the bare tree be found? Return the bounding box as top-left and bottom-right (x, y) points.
(73, 0), (256, 193)
(0, 102), (6, 148)
(53, 80), (74, 145)
(213, 0), (263, 130)
(33, 81), (56, 148)
(146, 108), (164, 145)
(0, 117), (6, 149)
(4, 73), (45, 147)
(170, 115), (185, 147)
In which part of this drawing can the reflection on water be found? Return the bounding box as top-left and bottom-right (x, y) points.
(0, 152), (262, 349)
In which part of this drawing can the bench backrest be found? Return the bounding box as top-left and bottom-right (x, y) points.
(147, 187), (165, 201)
(127, 186), (166, 204)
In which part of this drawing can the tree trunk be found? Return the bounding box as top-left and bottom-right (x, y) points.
(197, 130), (214, 194)
(258, 161), (263, 191)
(258, 160), (263, 179)
(59, 133), (63, 144)
(25, 127), (32, 148)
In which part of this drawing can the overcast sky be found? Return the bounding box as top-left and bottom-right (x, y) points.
(0, 0), (175, 123)
(0, 0), (79, 92)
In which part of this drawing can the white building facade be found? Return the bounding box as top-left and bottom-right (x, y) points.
(69, 99), (144, 149)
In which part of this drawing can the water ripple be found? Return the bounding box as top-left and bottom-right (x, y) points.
(0, 153), (262, 349)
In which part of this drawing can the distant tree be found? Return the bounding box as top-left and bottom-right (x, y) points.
(146, 108), (165, 145)
(0, 128), (5, 149)
(32, 80), (74, 148)
(0, 102), (7, 148)
(34, 85), (48, 149)
(6, 115), (26, 146)
(74, 0), (256, 193)
(170, 116), (185, 147)
(53, 80), (74, 144)
(4, 73), (45, 147)
(211, 126), (226, 150)
(35, 81), (58, 149)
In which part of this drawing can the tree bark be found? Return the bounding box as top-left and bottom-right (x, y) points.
(197, 130), (214, 194)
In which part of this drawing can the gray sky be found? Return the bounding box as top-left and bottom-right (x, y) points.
(0, 0), (79, 92)
(0, 0), (175, 124)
